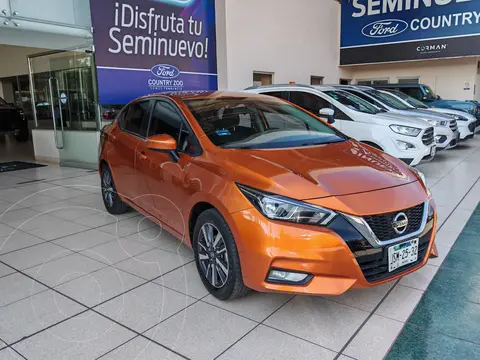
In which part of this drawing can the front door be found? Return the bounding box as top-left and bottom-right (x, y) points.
(29, 49), (100, 168)
(139, 99), (197, 237)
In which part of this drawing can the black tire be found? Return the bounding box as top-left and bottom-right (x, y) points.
(193, 209), (250, 300)
(100, 164), (129, 215)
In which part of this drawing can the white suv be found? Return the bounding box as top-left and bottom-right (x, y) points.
(245, 84), (436, 166)
(334, 85), (460, 150)
(378, 89), (477, 140)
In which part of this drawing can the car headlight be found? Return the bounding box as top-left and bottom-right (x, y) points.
(389, 125), (422, 137)
(452, 114), (468, 121)
(237, 184), (336, 225)
(410, 168), (431, 198)
(426, 119), (448, 127)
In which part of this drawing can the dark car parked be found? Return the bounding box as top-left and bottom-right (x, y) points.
(372, 83), (480, 121)
(0, 96), (29, 142)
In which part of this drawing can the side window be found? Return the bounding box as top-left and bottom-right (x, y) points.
(262, 91), (287, 101)
(122, 101), (151, 137)
(333, 106), (352, 121)
(149, 101), (182, 139)
(149, 101), (200, 154)
(403, 87), (422, 100)
(289, 91), (330, 114)
(349, 91), (375, 105)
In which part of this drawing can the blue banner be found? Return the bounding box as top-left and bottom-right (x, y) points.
(90, 0), (217, 104)
(341, 0), (480, 48)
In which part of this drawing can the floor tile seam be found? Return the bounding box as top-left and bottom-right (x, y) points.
(88, 309), (193, 360)
(259, 322), (340, 355)
(214, 295), (337, 360)
(88, 260), (197, 309)
(435, 176), (480, 234)
(332, 278), (401, 360)
(6, 307), (91, 350)
(428, 147), (480, 188)
(0, 231), (49, 257)
(0, 257), (194, 356)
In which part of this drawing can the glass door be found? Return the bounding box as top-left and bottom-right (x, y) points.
(28, 50), (100, 169)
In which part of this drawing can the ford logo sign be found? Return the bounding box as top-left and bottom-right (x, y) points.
(361, 19), (408, 38)
(151, 64), (180, 79)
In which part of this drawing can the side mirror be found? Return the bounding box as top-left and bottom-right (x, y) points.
(319, 108), (335, 124)
(147, 134), (177, 151)
(146, 134), (179, 162)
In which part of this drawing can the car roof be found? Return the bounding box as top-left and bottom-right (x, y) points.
(245, 84), (337, 91)
(328, 85), (375, 91)
(370, 83), (425, 88)
(138, 91), (268, 101)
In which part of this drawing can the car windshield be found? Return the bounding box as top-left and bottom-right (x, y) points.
(364, 90), (411, 110)
(184, 97), (345, 149)
(323, 90), (381, 115)
(386, 90), (429, 109)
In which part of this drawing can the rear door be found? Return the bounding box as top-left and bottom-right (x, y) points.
(108, 101), (150, 202)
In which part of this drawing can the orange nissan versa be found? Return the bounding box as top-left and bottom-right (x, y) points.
(99, 91), (437, 300)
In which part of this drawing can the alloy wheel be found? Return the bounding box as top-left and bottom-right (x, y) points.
(197, 223), (230, 288)
(102, 170), (115, 208)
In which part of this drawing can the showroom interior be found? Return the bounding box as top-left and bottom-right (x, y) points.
(1, 0), (480, 359)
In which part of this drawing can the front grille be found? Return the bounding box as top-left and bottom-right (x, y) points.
(469, 122), (476, 132)
(476, 119), (480, 128)
(422, 127), (434, 145)
(449, 120), (458, 132)
(363, 203), (424, 242)
(356, 228), (432, 283)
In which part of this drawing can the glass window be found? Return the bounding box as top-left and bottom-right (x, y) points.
(402, 87), (423, 101)
(323, 90), (381, 115)
(122, 101), (150, 137)
(398, 78), (419, 84)
(311, 76), (324, 85)
(386, 90), (429, 109)
(289, 91), (331, 114)
(184, 97), (344, 149)
(373, 79), (389, 85)
(262, 91), (287, 101)
(149, 101), (182, 139)
(364, 90), (411, 110)
(253, 72), (273, 86)
(346, 90), (387, 110)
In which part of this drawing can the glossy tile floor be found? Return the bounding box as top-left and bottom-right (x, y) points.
(386, 204), (480, 360)
(0, 138), (480, 360)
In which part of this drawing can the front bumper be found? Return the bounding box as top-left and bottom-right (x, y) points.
(457, 121), (476, 140)
(230, 196), (436, 296)
(435, 127), (458, 150)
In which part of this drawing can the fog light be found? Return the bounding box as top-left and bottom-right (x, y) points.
(395, 140), (416, 150)
(267, 269), (311, 284)
(435, 135), (447, 143)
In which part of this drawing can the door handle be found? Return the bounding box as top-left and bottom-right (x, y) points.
(137, 151), (147, 160)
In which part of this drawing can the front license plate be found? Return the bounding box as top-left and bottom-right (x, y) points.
(388, 239), (419, 272)
(430, 146), (436, 157)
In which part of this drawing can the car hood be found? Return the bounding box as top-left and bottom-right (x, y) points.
(371, 112), (431, 127)
(428, 107), (476, 121)
(217, 140), (417, 200)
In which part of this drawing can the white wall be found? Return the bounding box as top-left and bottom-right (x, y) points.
(346, 57), (479, 101)
(220, 0), (341, 90)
